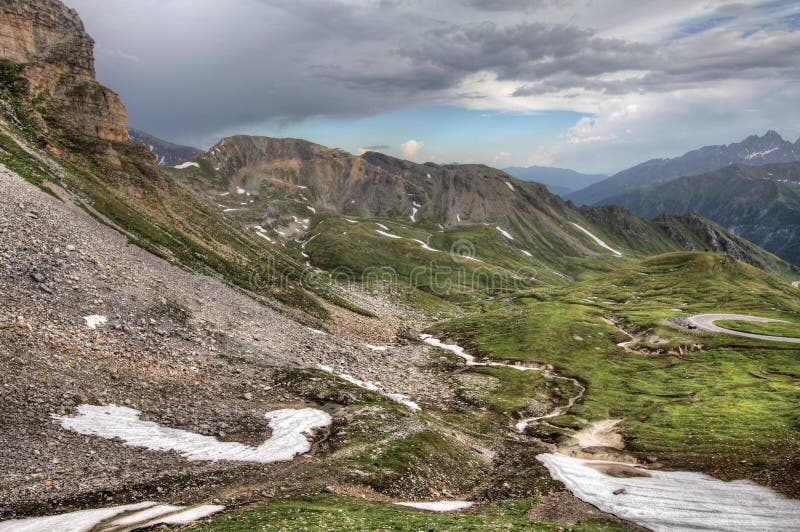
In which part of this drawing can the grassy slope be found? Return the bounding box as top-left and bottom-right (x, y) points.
(188, 495), (626, 531)
(715, 320), (800, 338)
(0, 71), (378, 318)
(433, 252), (800, 493)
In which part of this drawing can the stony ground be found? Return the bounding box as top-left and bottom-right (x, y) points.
(0, 165), (457, 518)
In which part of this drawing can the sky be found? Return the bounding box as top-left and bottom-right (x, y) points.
(64, 0), (800, 174)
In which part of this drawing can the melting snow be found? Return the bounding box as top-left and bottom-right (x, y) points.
(317, 365), (420, 411)
(745, 146), (779, 160)
(411, 239), (440, 252)
(345, 219), (358, 224)
(236, 187), (246, 195)
(0, 502), (224, 531)
(376, 223), (391, 231)
(366, 344), (389, 352)
(376, 230), (403, 239)
(297, 185), (308, 189)
(173, 161), (199, 169)
(538, 453), (800, 532)
(571, 223), (622, 257)
(219, 192), (230, 196)
(83, 315), (107, 329)
(505, 181), (515, 191)
(396, 501), (473, 512)
(54, 404), (331, 463)
(496, 227), (513, 240)
(307, 205), (316, 214)
(520, 249), (533, 257)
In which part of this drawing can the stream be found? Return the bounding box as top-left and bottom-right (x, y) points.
(420, 334), (800, 532)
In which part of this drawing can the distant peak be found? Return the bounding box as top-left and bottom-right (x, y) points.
(762, 130), (783, 141)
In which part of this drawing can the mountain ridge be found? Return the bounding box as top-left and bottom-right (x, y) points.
(568, 130), (800, 205)
(127, 128), (202, 166)
(604, 162), (800, 266)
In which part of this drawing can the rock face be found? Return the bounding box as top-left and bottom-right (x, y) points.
(0, 0), (127, 141)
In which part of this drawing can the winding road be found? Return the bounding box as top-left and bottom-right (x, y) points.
(687, 314), (800, 344)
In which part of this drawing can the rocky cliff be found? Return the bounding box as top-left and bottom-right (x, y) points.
(0, 0), (127, 141)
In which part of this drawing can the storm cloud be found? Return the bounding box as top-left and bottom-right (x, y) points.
(64, 0), (800, 171)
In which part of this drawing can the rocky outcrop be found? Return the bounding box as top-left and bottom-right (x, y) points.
(0, 0), (127, 141)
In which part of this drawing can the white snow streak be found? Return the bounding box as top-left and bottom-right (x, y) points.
(396, 501), (474, 512)
(376, 229), (403, 239)
(496, 226), (513, 240)
(173, 161), (199, 169)
(307, 205), (316, 214)
(520, 249), (533, 257)
(236, 187), (246, 195)
(571, 223), (622, 257)
(505, 181), (515, 191)
(317, 365), (420, 411)
(54, 405), (331, 463)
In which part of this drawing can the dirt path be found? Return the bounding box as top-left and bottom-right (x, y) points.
(687, 314), (800, 344)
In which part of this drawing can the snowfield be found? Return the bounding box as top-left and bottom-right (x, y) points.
(54, 405), (331, 463)
(173, 161), (199, 169)
(0, 501), (225, 531)
(538, 453), (800, 532)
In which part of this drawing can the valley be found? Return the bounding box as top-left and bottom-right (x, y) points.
(2, 1), (800, 531)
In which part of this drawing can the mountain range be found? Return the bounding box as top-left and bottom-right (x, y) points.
(3, 1), (800, 528)
(605, 162), (800, 266)
(568, 130), (800, 206)
(127, 127), (202, 166)
(503, 165), (606, 196)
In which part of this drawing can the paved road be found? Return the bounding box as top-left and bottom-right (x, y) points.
(687, 314), (800, 344)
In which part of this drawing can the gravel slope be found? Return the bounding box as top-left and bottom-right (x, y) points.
(0, 164), (449, 518)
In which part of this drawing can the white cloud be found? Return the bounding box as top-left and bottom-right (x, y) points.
(493, 151), (511, 166)
(400, 139), (424, 160)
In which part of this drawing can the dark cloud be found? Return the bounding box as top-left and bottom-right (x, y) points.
(64, 0), (800, 149)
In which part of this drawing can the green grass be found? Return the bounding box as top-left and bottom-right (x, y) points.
(430, 253), (800, 479)
(715, 320), (800, 338)
(187, 495), (629, 531)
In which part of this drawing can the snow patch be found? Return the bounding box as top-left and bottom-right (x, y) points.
(537, 453), (800, 532)
(411, 239), (440, 252)
(376, 223), (391, 231)
(745, 146), (779, 160)
(376, 229), (403, 239)
(236, 187), (246, 195)
(366, 344), (389, 352)
(83, 315), (107, 329)
(317, 365), (420, 411)
(520, 249), (533, 257)
(496, 227), (514, 240)
(54, 405), (331, 463)
(0, 502), (224, 531)
(505, 181), (515, 191)
(307, 205), (316, 214)
(571, 223), (622, 257)
(396, 501), (474, 512)
(173, 161), (199, 169)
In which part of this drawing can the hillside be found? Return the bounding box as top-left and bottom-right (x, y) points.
(128, 127), (202, 166)
(568, 131), (800, 205)
(504, 165), (606, 196)
(604, 163), (800, 266)
(3, 1), (800, 529)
